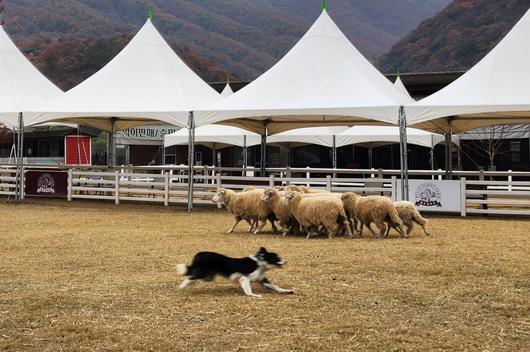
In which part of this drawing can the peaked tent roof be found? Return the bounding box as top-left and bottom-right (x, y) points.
(197, 10), (410, 135)
(336, 126), (450, 148)
(164, 125), (261, 149)
(394, 77), (415, 103)
(406, 9), (530, 134)
(267, 126), (349, 147)
(26, 19), (221, 131)
(0, 25), (62, 129)
(221, 83), (234, 97)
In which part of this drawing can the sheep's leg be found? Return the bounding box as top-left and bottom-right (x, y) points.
(384, 224), (392, 237)
(415, 220), (431, 236)
(227, 218), (243, 234)
(247, 219), (257, 232)
(270, 219), (278, 233)
(374, 222), (388, 238)
(405, 222), (414, 236)
(253, 220), (267, 234)
(326, 223), (339, 239)
(365, 222), (378, 238)
(353, 218), (362, 236)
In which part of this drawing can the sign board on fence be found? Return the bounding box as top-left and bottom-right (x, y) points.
(25, 171), (68, 198)
(396, 180), (461, 213)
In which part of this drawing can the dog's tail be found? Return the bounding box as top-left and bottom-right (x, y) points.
(176, 264), (189, 276)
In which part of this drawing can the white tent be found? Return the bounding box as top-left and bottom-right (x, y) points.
(0, 25), (62, 129)
(394, 76), (415, 103)
(26, 18), (221, 131)
(197, 9), (410, 135)
(164, 125), (261, 149)
(267, 126), (349, 147)
(406, 9), (530, 134)
(220, 83), (234, 98)
(336, 126), (447, 148)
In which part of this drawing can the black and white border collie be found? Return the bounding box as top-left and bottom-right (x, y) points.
(176, 247), (294, 298)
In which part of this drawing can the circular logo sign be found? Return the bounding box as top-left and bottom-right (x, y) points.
(415, 182), (442, 207)
(37, 174), (56, 194)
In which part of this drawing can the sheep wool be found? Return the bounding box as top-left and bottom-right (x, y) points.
(213, 188), (277, 234)
(342, 193), (407, 238)
(284, 191), (351, 239)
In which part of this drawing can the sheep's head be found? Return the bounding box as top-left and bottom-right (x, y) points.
(242, 186), (255, 192)
(274, 185), (285, 191)
(286, 185), (303, 193)
(261, 188), (277, 202)
(212, 189), (228, 204)
(283, 191), (299, 206)
(341, 192), (359, 203)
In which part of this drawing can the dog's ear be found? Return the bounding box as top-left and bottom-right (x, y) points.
(259, 247), (267, 253)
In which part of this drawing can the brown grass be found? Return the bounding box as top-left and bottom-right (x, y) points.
(1, 199), (529, 351)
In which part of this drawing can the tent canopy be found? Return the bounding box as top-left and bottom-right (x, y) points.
(406, 9), (530, 134)
(0, 25), (62, 129)
(336, 126), (451, 149)
(198, 10), (410, 135)
(267, 126), (349, 147)
(26, 19), (220, 131)
(394, 76), (415, 103)
(164, 125), (261, 149)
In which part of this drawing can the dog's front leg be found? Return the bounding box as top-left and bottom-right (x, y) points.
(260, 277), (294, 294)
(239, 276), (262, 298)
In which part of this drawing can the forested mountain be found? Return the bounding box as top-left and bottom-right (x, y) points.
(2, 0), (449, 87)
(377, 0), (530, 73)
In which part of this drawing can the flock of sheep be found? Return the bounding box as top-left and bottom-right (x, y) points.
(212, 185), (431, 239)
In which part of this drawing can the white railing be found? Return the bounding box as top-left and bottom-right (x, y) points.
(460, 178), (530, 217)
(0, 157), (65, 165)
(0, 166), (17, 197)
(3, 164), (530, 217)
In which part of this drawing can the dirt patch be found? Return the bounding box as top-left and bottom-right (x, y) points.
(0, 199), (529, 351)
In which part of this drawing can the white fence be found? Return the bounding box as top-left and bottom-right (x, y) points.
(2, 164), (530, 217)
(0, 167), (17, 197)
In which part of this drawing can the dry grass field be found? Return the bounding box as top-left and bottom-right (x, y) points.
(1, 200), (529, 351)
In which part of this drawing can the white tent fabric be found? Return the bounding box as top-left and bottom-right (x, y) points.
(336, 126), (449, 148)
(394, 77), (415, 103)
(459, 124), (530, 140)
(406, 9), (530, 134)
(0, 25), (62, 129)
(164, 125), (261, 149)
(267, 126), (349, 147)
(198, 10), (410, 135)
(220, 83), (234, 97)
(26, 19), (220, 131)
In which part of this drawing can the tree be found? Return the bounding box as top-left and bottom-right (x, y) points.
(463, 125), (510, 170)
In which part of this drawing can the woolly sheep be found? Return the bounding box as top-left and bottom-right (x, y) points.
(261, 188), (300, 236)
(287, 185), (327, 193)
(213, 188), (277, 234)
(386, 201), (430, 236)
(284, 191), (351, 239)
(341, 193), (407, 238)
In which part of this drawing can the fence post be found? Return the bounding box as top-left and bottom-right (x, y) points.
(326, 175), (332, 192)
(460, 177), (467, 217)
(67, 169), (73, 202)
(306, 167), (310, 187)
(114, 170), (120, 205)
(216, 173), (222, 209)
(508, 170), (512, 192)
(438, 169), (442, 180)
(269, 174), (275, 188)
(20, 165), (25, 200)
(286, 167), (291, 185)
(378, 168), (384, 179)
(164, 172), (169, 207)
(391, 176), (397, 201)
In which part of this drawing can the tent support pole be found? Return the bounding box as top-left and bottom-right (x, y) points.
(368, 145), (373, 170)
(107, 118), (117, 168)
(332, 135), (337, 168)
(398, 106), (409, 201)
(242, 135), (248, 175)
(445, 117), (454, 179)
(212, 142), (216, 168)
(16, 113), (24, 202)
(260, 121), (268, 177)
(187, 112), (195, 212)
